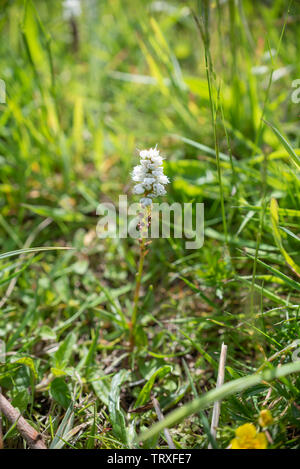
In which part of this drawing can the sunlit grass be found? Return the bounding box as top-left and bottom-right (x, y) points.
(0, 0), (300, 449)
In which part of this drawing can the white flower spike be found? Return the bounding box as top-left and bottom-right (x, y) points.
(132, 147), (169, 207)
(63, 0), (81, 19)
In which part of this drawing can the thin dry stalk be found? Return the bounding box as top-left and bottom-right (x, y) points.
(152, 396), (175, 449)
(0, 393), (47, 449)
(208, 342), (227, 449)
(0, 395), (3, 449)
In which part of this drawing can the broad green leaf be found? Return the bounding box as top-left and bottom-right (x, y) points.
(11, 390), (30, 413)
(91, 373), (111, 407)
(108, 370), (130, 445)
(50, 377), (71, 409)
(13, 357), (37, 380)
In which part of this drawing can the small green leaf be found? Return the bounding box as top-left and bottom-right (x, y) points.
(14, 357), (37, 379)
(12, 390), (31, 412)
(50, 377), (71, 409)
(91, 373), (110, 406)
(51, 367), (67, 377)
(108, 370), (129, 444)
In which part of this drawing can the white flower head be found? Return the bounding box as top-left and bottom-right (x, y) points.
(140, 197), (153, 206)
(132, 147), (169, 207)
(63, 0), (81, 19)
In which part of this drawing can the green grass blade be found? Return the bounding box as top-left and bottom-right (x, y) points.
(264, 120), (300, 169)
(138, 361), (300, 442)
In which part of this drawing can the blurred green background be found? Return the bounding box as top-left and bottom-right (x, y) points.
(0, 0), (300, 449)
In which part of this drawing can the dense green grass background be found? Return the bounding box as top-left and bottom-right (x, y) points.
(0, 0), (300, 449)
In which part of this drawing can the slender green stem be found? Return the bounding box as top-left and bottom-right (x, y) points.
(129, 206), (151, 351)
(130, 238), (146, 350)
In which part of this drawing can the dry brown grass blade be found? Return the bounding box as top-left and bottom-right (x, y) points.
(152, 396), (176, 449)
(0, 398), (3, 449)
(208, 342), (227, 449)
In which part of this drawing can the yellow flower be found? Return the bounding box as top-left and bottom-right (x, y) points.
(258, 409), (273, 428)
(230, 423), (267, 449)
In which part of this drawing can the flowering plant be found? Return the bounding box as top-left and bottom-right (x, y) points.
(129, 147), (169, 350)
(230, 423), (267, 449)
(132, 147), (169, 207)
